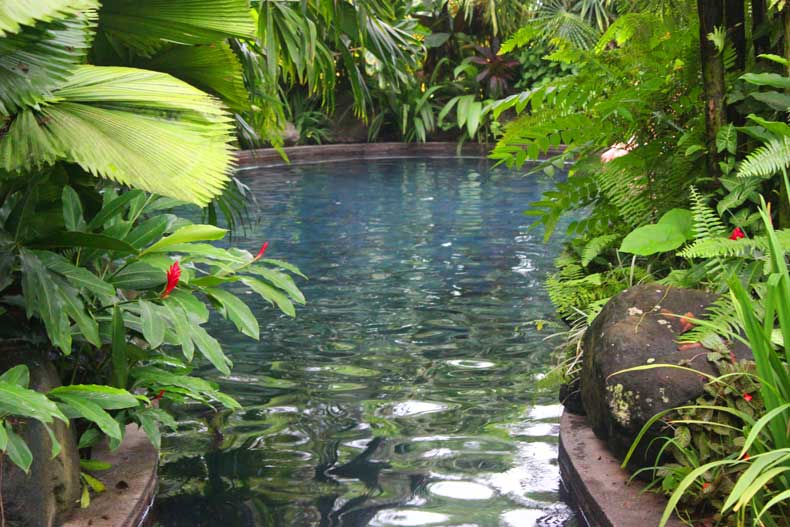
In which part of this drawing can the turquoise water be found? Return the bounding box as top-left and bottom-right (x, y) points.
(152, 157), (577, 527)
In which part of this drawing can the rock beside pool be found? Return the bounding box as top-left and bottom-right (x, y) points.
(0, 342), (81, 527)
(579, 284), (751, 469)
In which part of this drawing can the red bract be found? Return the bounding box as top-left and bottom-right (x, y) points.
(255, 241), (269, 260)
(162, 261), (181, 298)
(743, 392), (753, 402)
(701, 482), (712, 491)
(729, 227), (745, 240)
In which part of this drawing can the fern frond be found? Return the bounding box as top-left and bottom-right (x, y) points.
(689, 187), (727, 239)
(581, 234), (619, 266)
(737, 136), (790, 180)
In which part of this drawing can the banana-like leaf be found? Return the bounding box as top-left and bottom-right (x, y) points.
(0, 0), (96, 37)
(0, 11), (95, 114)
(0, 65), (235, 205)
(139, 42), (249, 111)
(98, 0), (256, 55)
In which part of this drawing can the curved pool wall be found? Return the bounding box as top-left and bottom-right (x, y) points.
(152, 147), (577, 527)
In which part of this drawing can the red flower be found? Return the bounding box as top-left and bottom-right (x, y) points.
(742, 452), (750, 461)
(161, 261), (181, 298)
(152, 389), (165, 402)
(729, 227), (745, 240)
(743, 392), (753, 402)
(255, 241), (269, 260)
(701, 482), (712, 492)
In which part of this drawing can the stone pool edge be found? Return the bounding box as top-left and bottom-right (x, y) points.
(559, 411), (684, 527)
(62, 424), (158, 527)
(236, 142), (492, 168)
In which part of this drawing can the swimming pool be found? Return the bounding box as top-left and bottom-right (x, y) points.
(152, 157), (577, 527)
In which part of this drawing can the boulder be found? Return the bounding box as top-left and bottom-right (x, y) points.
(580, 284), (751, 469)
(0, 341), (81, 527)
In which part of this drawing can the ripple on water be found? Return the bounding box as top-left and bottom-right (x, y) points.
(428, 481), (495, 500)
(370, 510), (451, 526)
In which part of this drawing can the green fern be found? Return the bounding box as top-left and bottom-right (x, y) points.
(581, 234), (619, 266)
(737, 136), (790, 180)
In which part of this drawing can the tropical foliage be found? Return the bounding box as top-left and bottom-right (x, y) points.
(0, 0), (304, 512)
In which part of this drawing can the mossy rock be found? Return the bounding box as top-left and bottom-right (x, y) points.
(579, 284), (751, 471)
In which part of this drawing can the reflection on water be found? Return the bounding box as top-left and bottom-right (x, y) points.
(152, 158), (577, 527)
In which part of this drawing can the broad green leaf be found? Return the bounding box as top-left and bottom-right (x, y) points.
(80, 485), (90, 508)
(190, 324), (231, 375)
(750, 91), (790, 112)
(619, 224), (686, 256)
(163, 303), (194, 361)
(130, 366), (240, 408)
(0, 423), (7, 451)
(34, 250), (115, 297)
(124, 215), (173, 249)
(87, 190), (144, 230)
(206, 288), (259, 339)
(249, 267), (305, 304)
(715, 123), (737, 155)
(424, 32), (451, 48)
(62, 186), (86, 231)
(141, 224), (226, 255)
(48, 385), (139, 410)
(136, 408), (161, 449)
(110, 262), (165, 290)
(260, 258), (307, 278)
(111, 305), (128, 388)
(81, 472), (106, 493)
(43, 425), (61, 458)
(55, 394), (122, 440)
(56, 280), (101, 347)
(741, 72), (790, 90)
(242, 277), (296, 317)
(0, 365), (29, 387)
(32, 232), (137, 253)
(78, 428), (102, 449)
(0, 380), (66, 422)
(5, 424), (33, 473)
(19, 250), (71, 353)
(79, 459), (111, 471)
(138, 300), (165, 348)
(165, 289), (209, 323)
(658, 208), (694, 241)
(0, 0), (97, 36)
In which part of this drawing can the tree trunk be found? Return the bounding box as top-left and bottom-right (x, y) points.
(752, 0), (770, 57)
(698, 0), (727, 180)
(727, 0), (747, 71)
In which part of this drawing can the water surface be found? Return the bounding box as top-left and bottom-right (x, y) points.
(153, 157), (576, 527)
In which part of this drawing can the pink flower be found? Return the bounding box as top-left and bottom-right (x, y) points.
(729, 227), (745, 241)
(161, 261), (181, 298)
(255, 241), (269, 260)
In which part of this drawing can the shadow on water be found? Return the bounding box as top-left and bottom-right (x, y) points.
(152, 158), (578, 527)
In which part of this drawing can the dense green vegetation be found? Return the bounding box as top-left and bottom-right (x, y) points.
(3, 0), (790, 524)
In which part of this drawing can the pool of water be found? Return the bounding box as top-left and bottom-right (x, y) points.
(152, 157), (577, 527)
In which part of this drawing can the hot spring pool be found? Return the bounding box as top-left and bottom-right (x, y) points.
(152, 157), (577, 527)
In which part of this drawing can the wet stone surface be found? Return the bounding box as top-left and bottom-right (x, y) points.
(152, 158), (577, 527)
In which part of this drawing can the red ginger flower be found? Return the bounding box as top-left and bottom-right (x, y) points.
(743, 392), (753, 402)
(161, 261), (181, 298)
(729, 227), (745, 240)
(255, 241), (269, 260)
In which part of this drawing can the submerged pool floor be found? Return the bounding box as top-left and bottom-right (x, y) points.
(153, 157), (577, 527)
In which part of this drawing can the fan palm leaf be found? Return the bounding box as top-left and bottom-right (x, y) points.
(0, 10), (95, 115)
(0, 0), (96, 37)
(139, 42), (250, 111)
(0, 65), (234, 205)
(98, 0), (256, 56)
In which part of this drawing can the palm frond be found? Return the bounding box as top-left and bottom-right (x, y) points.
(138, 42), (250, 111)
(0, 11), (95, 115)
(0, 65), (235, 206)
(0, 0), (96, 37)
(98, 0), (256, 55)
